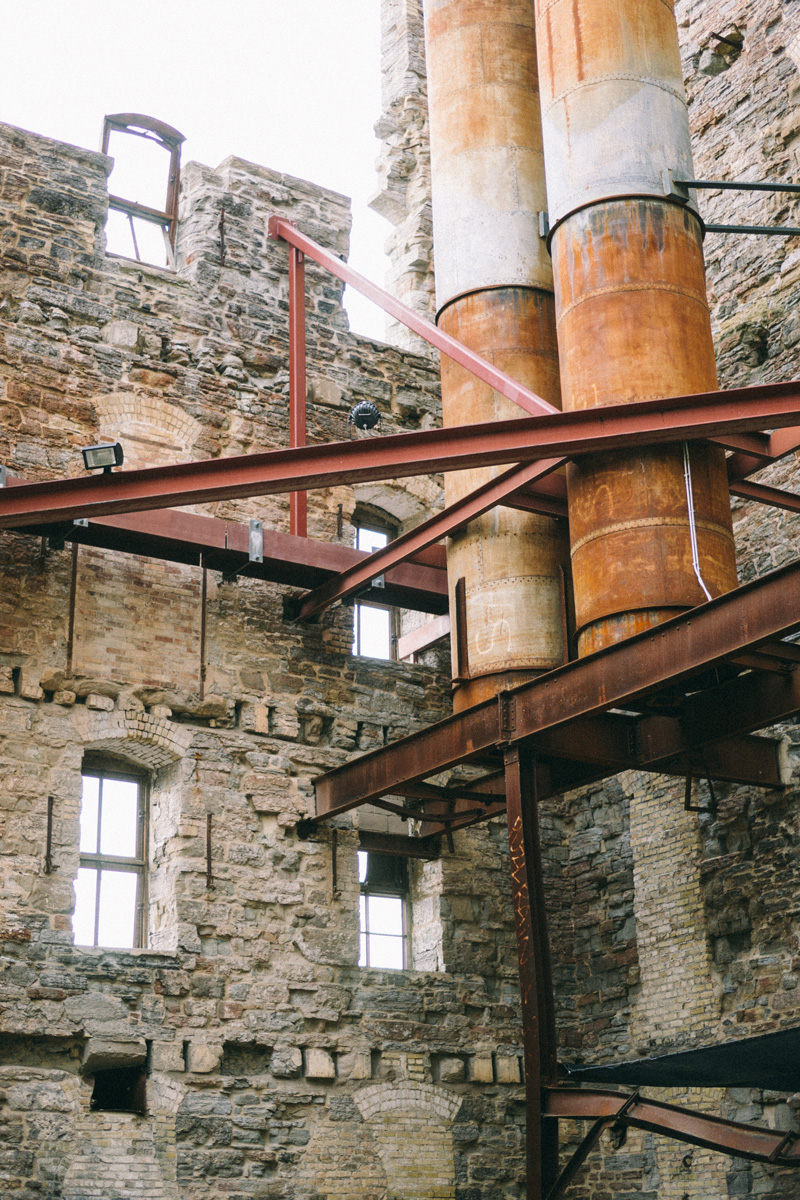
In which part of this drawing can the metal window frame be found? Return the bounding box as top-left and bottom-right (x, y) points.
(78, 766), (149, 949)
(352, 517), (398, 661)
(358, 850), (409, 970)
(101, 113), (186, 263)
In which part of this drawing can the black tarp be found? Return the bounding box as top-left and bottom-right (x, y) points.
(564, 1026), (800, 1094)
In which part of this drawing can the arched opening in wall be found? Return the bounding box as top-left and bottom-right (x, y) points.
(73, 752), (149, 950)
(101, 113), (185, 269)
(352, 507), (399, 660)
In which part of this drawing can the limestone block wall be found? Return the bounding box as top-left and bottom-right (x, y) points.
(0, 119), (531, 1200)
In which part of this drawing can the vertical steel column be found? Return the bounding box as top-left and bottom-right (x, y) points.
(424, 0), (569, 711)
(505, 747), (559, 1200)
(535, 0), (738, 655)
(289, 246), (308, 538)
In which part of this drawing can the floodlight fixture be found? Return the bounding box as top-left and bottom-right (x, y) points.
(81, 443), (124, 474)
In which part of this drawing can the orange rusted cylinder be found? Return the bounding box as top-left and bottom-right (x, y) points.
(424, 0), (569, 708)
(535, 0), (738, 654)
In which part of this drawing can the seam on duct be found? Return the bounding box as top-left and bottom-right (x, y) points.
(570, 516), (735, 558)
(556, 282), (708, 325)
(543, 75), (685, 112)
(536, 0), (674, 19)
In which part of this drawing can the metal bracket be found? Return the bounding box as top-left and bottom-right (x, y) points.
(663, 169), (690, 204)
(249, 519), (263, 564)
(371, 574), (385, 590)
(684, 773), (718, 814)
(0, 465), (6, 488)
(499, 693), (517, 742)
(73, 518), (89, 529)
(538, 211), (550, 240)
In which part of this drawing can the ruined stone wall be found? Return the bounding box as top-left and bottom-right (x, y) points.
(0, 120), (530, 1200)
(369, 1), (800, 1197)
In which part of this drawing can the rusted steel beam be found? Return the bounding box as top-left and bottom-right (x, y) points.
(314, 558), (800, 818)
(729, 479), (800, 513)
(293, 458), (565, 621)
(289, 245), (308, 537)
(505, 747), (558, 1200)
(18, 507), (449, 614)
(543, 1087), (800, 1165)
(5, 381), (800, 530)
(269, 216), (558, 421)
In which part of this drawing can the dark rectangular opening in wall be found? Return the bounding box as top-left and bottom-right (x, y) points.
(90, 1066), (147, 1114)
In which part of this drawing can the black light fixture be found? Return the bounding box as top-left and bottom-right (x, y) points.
(81, 443), (124, 474)
(348, 400), (381, 433)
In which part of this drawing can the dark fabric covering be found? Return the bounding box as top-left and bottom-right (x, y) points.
(565, 1027), (800, 1093)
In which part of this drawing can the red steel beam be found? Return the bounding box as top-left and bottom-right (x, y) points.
(729, 478), (800, 513)
(268, 216), (559, 420)
(544, 1087), (800, 1165)
(16, 507), (449, 614)
(5, 380), (800, 530)
(289, 246), (308, 537)
(294, 458), (565, 620)
(313, 555), (800, 818)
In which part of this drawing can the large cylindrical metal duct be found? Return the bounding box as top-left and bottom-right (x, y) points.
(424, 0), (569, 710)
(535, 0), (738, 655)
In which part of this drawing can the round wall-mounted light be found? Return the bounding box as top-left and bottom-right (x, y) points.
(348, 401), (381, 432)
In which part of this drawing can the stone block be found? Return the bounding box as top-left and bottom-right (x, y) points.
(54, 690), (76, 706)
(0, 666), (15, 694)
(240, 703), (270, 736)
(85, 693), (114, 711)
(270, 1046), (302, 1079)
(102, 319), (140, 350)
(438, 1056), (465, 1083)
(150, 1042), (185, 1073)
(496, 1056), (521, 1084)
(150, 704), (172, 719)
(83, 1036), (147, 1073)
(19, 679), (44, 702)
(337, 1050), (372, 1080)
(185, 1042), (223, 1074)
(470, 1056), (495, 1084)
(304, 1048), (335, 1079)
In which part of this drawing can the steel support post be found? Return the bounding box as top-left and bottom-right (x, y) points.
(505, 747), (559, 1199)
(289, 245), (308, 538)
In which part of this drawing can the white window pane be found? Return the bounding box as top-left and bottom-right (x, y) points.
(79, 776), (100, 853)
(358, 852), (368, 884)
(107, 129), (171, 212)
(73, 868), (97, 946)
(368, 895), (404, 937)
(131, 217), (170, 268)
(357, 605), (391, 660)
(359, 932), (368, 967)
(99, 779), (139, 857)
(356, 528), (388, 552)
(367, 934), (405, 970)
(97, 871), (138, 948)
(360, 895), (367, 924)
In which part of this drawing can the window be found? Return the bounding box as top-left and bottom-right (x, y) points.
(74, 765), (148, 949)
(101, 113), (185, 269)
(358, 850), (408, 969)
(353, 521), (397, 660)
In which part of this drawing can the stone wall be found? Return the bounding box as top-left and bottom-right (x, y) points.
(0, 119), (529, 1200)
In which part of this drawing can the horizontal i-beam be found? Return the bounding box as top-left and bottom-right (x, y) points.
(3, 380), (800, 530)
(313, 555), (800, 818)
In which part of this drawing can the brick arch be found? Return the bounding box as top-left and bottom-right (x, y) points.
(354, 1081), (462, 1200)
(76, 708), (192, 771)
(94, 392), (203, 470)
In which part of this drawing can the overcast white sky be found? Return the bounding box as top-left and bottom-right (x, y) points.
(0, 0), (390, 338)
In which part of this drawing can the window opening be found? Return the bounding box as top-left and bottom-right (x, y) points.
(353, 521), (397, 660)
(90, 1066), (147, 1114)
(358, 850), (409, 970)
(101, 113), (185, 269)
(74, 766), (148, 949)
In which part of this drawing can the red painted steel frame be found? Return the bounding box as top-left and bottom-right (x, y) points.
(5, 382), (800, 530)
(268, 217), (559, 420)
(289, 247), (308, 537)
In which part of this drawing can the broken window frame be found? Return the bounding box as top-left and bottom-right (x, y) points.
(101, 113), (185, 267)
(75, 761), (149, 950)
(358, 849), (409, 970)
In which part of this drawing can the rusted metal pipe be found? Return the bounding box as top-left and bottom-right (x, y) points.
(535, 0), (739, 654)
(424, 0), (569, 709)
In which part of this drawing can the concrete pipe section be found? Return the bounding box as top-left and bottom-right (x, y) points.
(535, 0), (738, 655)
(424, 0), (570, 710)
